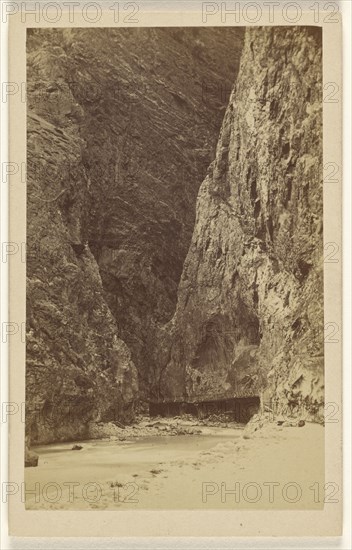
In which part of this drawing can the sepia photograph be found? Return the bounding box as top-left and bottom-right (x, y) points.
(22, 23), (328, 512)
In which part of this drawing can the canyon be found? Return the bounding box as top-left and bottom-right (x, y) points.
(26, 25), (323, 446)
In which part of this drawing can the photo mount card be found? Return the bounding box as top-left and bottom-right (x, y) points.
(5, 2), (343, 539)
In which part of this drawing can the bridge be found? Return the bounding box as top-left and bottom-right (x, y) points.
(149, 393), (260, 424)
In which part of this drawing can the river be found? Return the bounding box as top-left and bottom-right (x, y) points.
(25, 428), (243, 509)
(24, 423), (324, 510)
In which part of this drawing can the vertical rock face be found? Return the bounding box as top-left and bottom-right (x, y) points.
(164, 27), (324, 420)
(26, 62), (138, 443)
(26, 28), (244, 442)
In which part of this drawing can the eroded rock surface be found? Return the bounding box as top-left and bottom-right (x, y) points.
(163, 27), (324, 420)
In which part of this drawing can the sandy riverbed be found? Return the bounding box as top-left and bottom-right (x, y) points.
(25, 420), (324, 511)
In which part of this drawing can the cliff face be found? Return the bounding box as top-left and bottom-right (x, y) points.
(26, 55), (138, 443)
(26, 28), (244, 442)
(164, 27), (324, 420)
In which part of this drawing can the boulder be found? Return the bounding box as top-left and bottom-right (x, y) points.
(298, 419), (306, 427)
(25, 448), (39, 467)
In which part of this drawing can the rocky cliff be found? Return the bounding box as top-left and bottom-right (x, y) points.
(26, 68), (138, 443)
(26, 27), (244, 442)
(163, 27), (324, 420)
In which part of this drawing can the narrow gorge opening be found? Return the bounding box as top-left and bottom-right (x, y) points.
(26, 27), (247, 442)
(26, 26), (323, 452)
(66, 27), (246, 406)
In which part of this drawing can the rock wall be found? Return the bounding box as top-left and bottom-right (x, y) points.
(26, 28), (244, 442)
(163, 27), (324, 420)
(26, 73), (138, 444)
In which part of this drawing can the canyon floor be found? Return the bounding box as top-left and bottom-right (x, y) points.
(25, 419), (324, 511)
